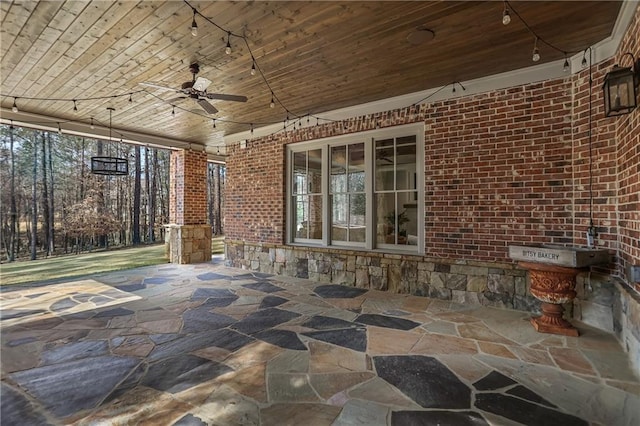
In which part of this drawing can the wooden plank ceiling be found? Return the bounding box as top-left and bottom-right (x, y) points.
(0, 1), (622, 152)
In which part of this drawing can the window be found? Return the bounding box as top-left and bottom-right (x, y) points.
(292, 149), (323, 241)
(287, 124), (424, 252)
(375, 135), (418, 247)
(331, 143), (366, 245)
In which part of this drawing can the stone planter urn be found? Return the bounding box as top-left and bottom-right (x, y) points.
(509, 245), (609, 337)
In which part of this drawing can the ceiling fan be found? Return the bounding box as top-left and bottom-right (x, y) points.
(139, 63), (247, 114)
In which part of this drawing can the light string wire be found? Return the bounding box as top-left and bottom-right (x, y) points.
(586, 46), (595, 232)
(1, 2), (599, 144)
(505, 0), (583, 58)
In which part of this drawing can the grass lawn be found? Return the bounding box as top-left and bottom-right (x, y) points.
(1, 236), (225, 286)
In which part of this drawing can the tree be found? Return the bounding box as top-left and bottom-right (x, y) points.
(30, 132), (38, 260)
(47, 132), (55, 255)
(8, 125), (17, 261)
(41, 132), (51, 255)
(149, 148), (158, 242)
(62, 190), (122, 251)
(132, 145), (141, 244)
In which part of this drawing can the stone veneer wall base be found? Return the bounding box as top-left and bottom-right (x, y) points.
(165, 224), (212, 264)
(226, 240), (640, 378)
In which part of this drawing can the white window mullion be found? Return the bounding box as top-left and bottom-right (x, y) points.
(322, 145), (330, 247)
(365, 137), (375, 250)
(286, 149), (292, 244)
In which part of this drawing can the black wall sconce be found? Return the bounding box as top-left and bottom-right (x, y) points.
(602, 52), (640, 117)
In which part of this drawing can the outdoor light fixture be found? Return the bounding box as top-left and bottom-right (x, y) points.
(12, 97), (18, 112)
(502, 1), (511, 25)
(191, 8), (198, 36)
(532, 37), (540, 62)
(603, 52), (640, 117)
(225, 32), (232, 54)
(91, 107), (128, 176)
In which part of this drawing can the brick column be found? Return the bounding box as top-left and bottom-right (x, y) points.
(165, 149), (211, 263)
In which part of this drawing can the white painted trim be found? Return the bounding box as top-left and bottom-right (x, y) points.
(285, 123), (425, 253)
(226, 1), (639, 145)
(0, 107), (201, 152)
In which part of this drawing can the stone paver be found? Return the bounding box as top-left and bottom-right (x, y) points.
(1, 260), (639, 425)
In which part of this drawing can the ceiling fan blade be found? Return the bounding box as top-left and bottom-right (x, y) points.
(204, 93), (248, 102)
(193, 76), (212, 92)
(138, 82), (176, 92)
(165, 96), (187, 103)
(197, 99), (218, 114)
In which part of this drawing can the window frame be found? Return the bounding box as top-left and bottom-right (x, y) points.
(286, 123), (424, 254)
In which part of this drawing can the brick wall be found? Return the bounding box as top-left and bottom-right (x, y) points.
(224, 7), (639, 294)
(614, 6), (640, 291)
(424, 80), (575, 261)
(169, 149), (208, 225)
(225, 138), (286, 242)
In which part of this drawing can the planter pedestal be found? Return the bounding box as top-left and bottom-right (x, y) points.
(509, 245), (609, 337)
(518, 261), (580, 337)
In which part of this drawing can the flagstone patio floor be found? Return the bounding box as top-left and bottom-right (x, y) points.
(1, 260), (639, 425)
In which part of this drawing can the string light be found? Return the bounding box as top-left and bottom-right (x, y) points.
(191, 8), (198, 36)
(90, 117), (95, 129)
(504, 1), (585, 72)
(12, 97), (18, 112)
(225, 31), (231, 55)
(581, 50), (588, 68)
(172, 105), (176, 116)
(213, 119), (216, 129)
(251, 58), (256, 76)
(532, 37), (540, 62)
(2, 1), (603, 140)
(129, 93), (133, 102)
(73, 99), (78, 112)
(502, 1), (511, 25)
(57, 123), (62, 135)
(250, 123), (254, 134)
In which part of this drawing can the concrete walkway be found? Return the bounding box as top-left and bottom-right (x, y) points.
(1, 260), (639, 425)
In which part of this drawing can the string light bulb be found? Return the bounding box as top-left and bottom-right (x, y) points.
(172, 105), (176, 116)
(270, 93), (275, 108)
(581, 51), (588, 68)
(250, 123), (254, 134)
(502, 1), (511, 25)
(532, 38), (540, 62)
(57, 123), (62, 135)
(213, 119), (216, 129)
(129, 93), (133, 103)
(12, 97), (18, 113)
(191, 9), (198, 36)
(225, 32), (231, 55)
(251, 59), (256, 76)
(73, 99), (78, 112)
(90, 117), (95, 129)
(563, 55), (570, 73)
